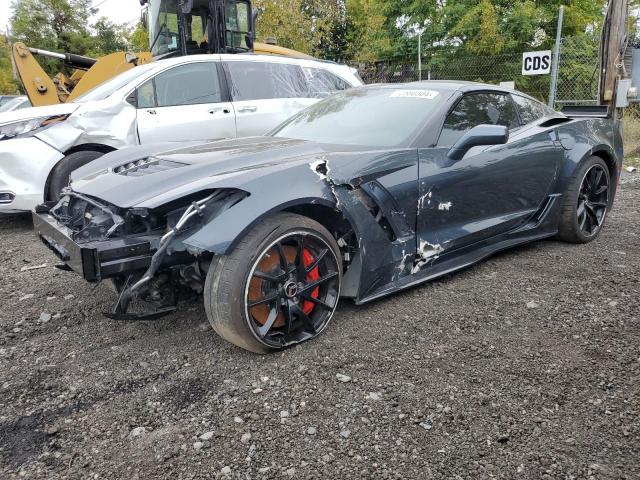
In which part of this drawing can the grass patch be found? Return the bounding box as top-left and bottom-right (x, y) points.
(624, 156), (640, 170)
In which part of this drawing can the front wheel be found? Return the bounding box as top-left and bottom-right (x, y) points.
(204, 213), (342, 353)
(47, 150), (106, 201)
(557, 156), (611, 244)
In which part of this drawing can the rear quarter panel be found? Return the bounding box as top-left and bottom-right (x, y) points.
(555, 118), (622, 198)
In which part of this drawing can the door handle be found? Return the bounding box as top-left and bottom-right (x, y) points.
(238, 105), (257, 113)
(209, 107), (232, 114)
(147, 109), (157, 115)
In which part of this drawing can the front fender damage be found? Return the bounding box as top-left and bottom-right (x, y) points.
(109, 154), (424, 315)
(305, 158), (422, 302)
(36, 101), (138, 152)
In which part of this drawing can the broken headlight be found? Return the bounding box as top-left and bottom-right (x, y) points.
(0, 115), (68, 141)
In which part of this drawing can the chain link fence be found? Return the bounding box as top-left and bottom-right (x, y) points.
(553, 36), (600, 108)
(352, 35), (638, 158)
(352, 51), (551, 102)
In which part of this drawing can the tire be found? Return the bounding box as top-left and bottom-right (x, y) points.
(204, 213), (342, 353)
(47, 150), (106, 201)
(556, 156), (611, 244)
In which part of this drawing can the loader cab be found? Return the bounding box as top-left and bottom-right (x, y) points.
(144, 0), (253, 58)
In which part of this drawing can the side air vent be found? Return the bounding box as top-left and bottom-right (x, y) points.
(113, 157), (187, 177)
(538, 117), (573, 128)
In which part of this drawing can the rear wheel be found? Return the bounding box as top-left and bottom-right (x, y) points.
(47, 150), (106, 201)
(204, 213), (342, 353)
(557, 156), (611, 243)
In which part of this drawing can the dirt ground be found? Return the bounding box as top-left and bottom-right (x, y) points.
(1, 175), (639, 480)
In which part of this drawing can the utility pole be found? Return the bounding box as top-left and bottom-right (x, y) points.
(548, 5), (564, 108)
(599, 0), (629, 109)
(418, 31), (422, 81)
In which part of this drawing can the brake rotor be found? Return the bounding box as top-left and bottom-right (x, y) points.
(248, 245), (320, 327)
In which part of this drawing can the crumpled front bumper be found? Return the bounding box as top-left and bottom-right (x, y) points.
(0, 137), (64, 213)
(33, 210), (162, 282)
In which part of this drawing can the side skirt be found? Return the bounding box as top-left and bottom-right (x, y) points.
(355, 230), (557, 305)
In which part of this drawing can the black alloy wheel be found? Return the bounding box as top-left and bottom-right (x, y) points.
(204, 213), (342, 353)
(557, 156), (612, 244)
(576, 164), (610, 237)
(244, 232), (341, 348)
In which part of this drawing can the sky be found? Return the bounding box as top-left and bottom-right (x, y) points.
(0, 0), (144, 34)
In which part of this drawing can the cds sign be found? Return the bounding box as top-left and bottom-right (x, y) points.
(522, 51), (552, 76)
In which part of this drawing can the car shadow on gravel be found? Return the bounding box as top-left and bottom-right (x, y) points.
(0, 213), (33, 232)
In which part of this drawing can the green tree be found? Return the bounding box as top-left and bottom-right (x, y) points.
(126, 22), (149, 52)
(254, 0), (316, 54)
(0, 35), (19, 94)
(344, 0), (391, 61)
(91, 17), (129, 56)
(10, 0), (96, 75)
(253, 0), (345, 57)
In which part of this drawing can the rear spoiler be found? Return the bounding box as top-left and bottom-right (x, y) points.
(561, 105), (610, 119)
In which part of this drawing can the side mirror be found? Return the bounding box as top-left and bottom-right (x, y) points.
(447, 124), (509, 161)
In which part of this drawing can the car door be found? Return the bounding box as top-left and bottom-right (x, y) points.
(417, 92), (563, 256)
(224, 60), (337, 137)
(135, 61), (236, 144)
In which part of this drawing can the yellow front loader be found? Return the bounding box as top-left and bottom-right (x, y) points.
(12, 0), (312, 107)
(12, 43), (153, 106)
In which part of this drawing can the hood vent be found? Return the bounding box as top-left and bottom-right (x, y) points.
(113, 157), (187, 177)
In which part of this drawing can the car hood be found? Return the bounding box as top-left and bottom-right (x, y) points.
(71, 137), (335, 208)
(0, 102), (79, 125)
(71, 136), (409, 210)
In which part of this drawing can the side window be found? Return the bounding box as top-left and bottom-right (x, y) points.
(137, 79), (156, 109)
(136, 62), (222, 108)
(226, 61), (308, 101)
(225, 1), (251, 49)
(512, 95), (553, 125)
(438, 93), (519, 147)
(303, 68), (350, 98)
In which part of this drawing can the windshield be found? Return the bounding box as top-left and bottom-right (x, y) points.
(0, 97), (29, 112)
(272, 87), (446, 147)
(149, 0), (209, 57)
(0, 96), (17, 107)
(72, 63), (158, 103)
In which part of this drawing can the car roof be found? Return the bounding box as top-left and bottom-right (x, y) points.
(152, 53), (342, 69)
(361, 81), (546, 104)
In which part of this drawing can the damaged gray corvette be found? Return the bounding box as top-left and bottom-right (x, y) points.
(33, 82), (623, 353)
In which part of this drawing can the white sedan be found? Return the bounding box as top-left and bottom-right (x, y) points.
(0, 54), (362, 213)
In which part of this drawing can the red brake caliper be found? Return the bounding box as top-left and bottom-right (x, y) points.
(302, 249), (320, 315)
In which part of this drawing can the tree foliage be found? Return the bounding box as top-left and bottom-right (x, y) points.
(127, 22), (149, 52)
(1, 0), (634, 96)
(0, 35), (19, 94)
(8, 0), (141, 77)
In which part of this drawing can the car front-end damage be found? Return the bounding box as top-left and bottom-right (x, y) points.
(33, 187), (249, 319)
(32, 134), (431, 322)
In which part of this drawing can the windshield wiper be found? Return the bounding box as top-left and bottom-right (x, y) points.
(149, 22), (168, 52)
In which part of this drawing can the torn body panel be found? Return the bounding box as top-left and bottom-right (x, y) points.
(416, 133), (562, 259)
(36, 99), (138, 152)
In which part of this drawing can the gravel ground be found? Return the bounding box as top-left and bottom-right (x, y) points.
(1, 174), (639, 480)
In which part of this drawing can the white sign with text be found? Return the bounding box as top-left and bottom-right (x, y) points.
(522, 50), (552, 76)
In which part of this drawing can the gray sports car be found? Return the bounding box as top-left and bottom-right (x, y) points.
(33, 82), (623, 353)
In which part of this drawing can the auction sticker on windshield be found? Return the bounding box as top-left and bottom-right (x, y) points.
(390, 90), (440, 99)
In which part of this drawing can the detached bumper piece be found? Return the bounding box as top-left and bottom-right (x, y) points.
(33, 211), (187, 321)
(33, 211), (159, 283)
